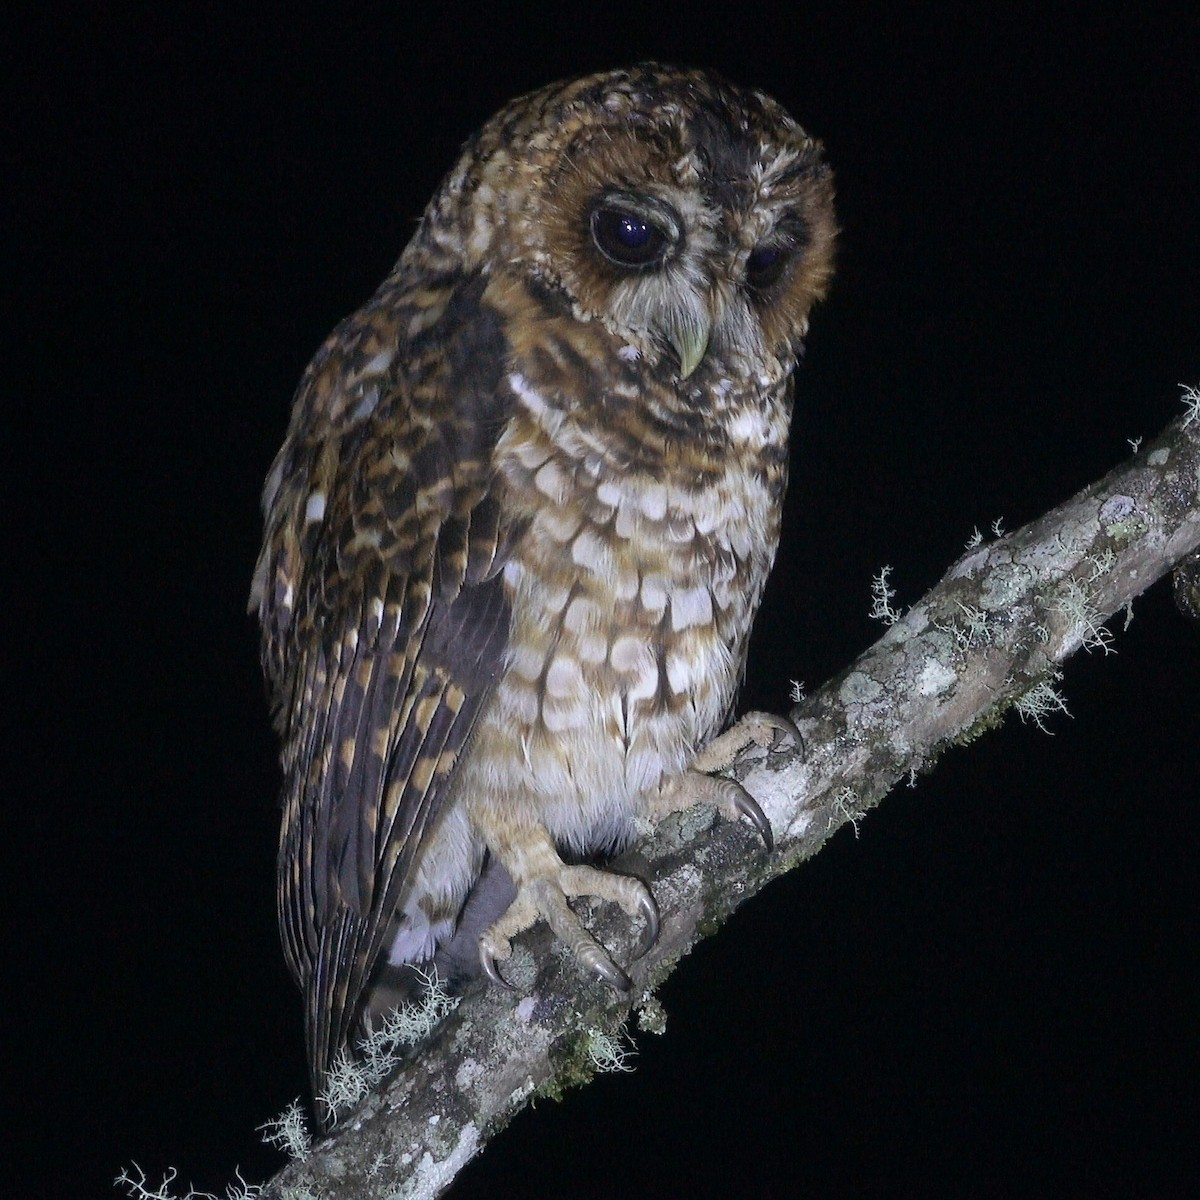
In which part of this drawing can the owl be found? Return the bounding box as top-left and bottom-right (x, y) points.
(251, 64), (835, 1124)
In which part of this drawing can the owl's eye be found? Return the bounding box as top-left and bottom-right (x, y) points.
(745, 243), (790, 291)
(591, 207), (669, 269)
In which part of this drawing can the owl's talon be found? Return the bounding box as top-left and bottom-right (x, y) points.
(650, 770), (775, 850)
(480, 946), (519, 992)
(768, 713), (804, 755)
(726, 780), (774, 852)
(632, 890), (660, 960)
(735, 710), (804, 758)
(579, 943), (633, 993)
(690, 710), (803, 775)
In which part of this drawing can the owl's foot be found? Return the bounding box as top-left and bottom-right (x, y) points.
(479, 863), (659, 993)
(648, 710), (800, 852)
(654, 770), (775, 851)
(690, 710), (802, 773)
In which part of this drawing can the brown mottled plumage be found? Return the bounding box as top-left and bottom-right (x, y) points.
(251, 64), (835, 1124)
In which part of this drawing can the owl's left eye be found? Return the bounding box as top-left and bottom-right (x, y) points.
(591, 207), (670, 269)
(745, 243), (790, 291)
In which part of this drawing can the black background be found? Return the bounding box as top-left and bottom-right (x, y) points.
(10, 5), (1199, 1197)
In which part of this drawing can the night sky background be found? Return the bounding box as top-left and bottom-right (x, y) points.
(10, 5), (1199, 1197)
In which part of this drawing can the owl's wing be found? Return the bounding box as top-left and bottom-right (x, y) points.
(252, 275), (517, 1112)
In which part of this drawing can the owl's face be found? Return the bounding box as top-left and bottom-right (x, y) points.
(420, 65), (836, 387)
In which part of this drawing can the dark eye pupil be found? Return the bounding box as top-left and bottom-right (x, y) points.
(617, 216), (651, 247)
(746, 244), (788, 289)
(592, 207), (668, 268)
(749, 246), (779, 271)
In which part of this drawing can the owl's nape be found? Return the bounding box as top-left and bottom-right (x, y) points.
(252, 63), (834, 1124)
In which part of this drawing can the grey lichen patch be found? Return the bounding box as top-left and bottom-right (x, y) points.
(650, 804), (718, 852)
(1099, 494), (1135, 525)
(402, 1124), (480, 1199)
(676, 802), (719, 844)
(419, 1107), (465, 1163)
(916, 658), (956, 697)
(979, 562), (1033, 610)
(839, 671), (883, 705)
(1098, 494), (1148, 545)
(455, 1058), (484, 1091)
(665, 861), (704, 899)
(923, 627), (962, 665)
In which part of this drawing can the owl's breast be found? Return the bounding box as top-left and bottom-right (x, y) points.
(461, 364), (789, 852)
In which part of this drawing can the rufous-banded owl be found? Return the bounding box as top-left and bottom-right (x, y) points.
(251, 63), (835, 1124)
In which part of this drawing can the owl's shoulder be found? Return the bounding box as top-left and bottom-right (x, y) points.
(251, 268), (526, 682)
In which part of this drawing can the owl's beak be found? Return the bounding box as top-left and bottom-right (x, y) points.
(665, 309), (712, 380)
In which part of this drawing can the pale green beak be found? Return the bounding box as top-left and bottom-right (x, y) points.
(665, 309), (712, 380)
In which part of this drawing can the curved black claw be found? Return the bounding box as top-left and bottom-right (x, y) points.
(479, 946), (518, 992)
(632, 889), (660, 961)
(581, 945), (632, 994)
(770, 713), (805, 757)
(730, 781), (774, 852)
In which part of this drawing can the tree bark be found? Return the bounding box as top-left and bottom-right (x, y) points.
(263, 409), (1199, 1200)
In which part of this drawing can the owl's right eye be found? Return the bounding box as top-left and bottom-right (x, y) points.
(591, 207), (670, 269)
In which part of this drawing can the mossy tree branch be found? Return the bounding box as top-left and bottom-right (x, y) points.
(263, 408), (1199, 1200)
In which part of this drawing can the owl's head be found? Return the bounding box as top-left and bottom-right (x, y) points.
(418, 64), (836, 386)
